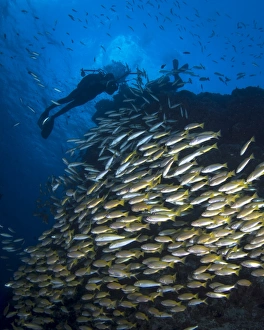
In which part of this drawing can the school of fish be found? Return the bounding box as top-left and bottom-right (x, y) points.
(4, 79), (264, 330)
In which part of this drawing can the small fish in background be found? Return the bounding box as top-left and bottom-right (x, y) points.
(214, 72), (224, 77)
(51, 100), (61, 105)
(160, 64), (166, 69)
(54, 88), (62, 93)
(68, 14), (75, 21)
(199, 77), (210, 81)
(237, 73), (246, 80)
(183, 51), (191, 54)
(193, 64), (206, 70)
(209, 30), (215, 38)
(219, 77), (227, 84)
(27, 105), (35, 113)
(27, 70), (38, 78)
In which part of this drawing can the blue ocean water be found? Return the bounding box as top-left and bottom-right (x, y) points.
(0, 0), (264, 328)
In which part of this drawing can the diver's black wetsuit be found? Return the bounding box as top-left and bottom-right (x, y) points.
(43, 73), (112, 119)
(38, 72), (118, 138)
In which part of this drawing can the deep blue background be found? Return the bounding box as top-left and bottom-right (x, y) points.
(0, 0), (263, 314)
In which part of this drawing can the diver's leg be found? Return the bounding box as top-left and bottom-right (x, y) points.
(46, 90), (78, 113)
(40, 98), (85, 138)
(39, 100), (79, 139)
(38, 90), (78, 128)
(51, 99), (81, 119)
(55, 90), (78, 106)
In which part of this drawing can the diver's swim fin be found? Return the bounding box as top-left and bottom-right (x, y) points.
(40, 117), (54, 139)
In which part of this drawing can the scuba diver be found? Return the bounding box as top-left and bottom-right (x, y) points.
(38, 70), (121, 139)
